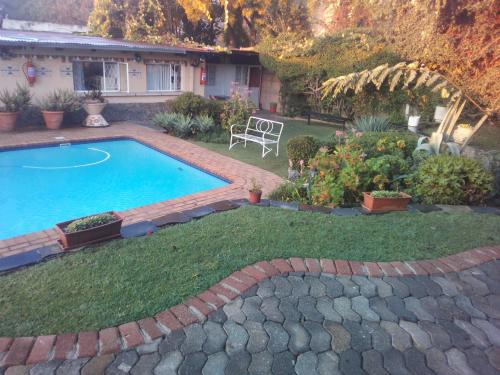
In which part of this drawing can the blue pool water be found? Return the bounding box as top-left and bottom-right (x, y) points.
(0, 139), (228, 240)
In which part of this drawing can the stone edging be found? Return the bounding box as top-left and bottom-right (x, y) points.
(1, 245), (499, 369)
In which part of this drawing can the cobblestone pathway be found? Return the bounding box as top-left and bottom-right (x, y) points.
(21, 261), (500, 375)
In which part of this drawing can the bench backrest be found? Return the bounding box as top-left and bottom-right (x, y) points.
(245, 116), (284, 138)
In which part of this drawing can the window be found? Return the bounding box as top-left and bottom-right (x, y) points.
(146, 64), (181, 91)
(235, 65), (249, 86)
(73, 61), (128, 92)
(206, 64), (216, 86)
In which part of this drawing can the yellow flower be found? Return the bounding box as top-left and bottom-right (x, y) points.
(397, 140), (406, 149)
(441, 88), (450, 99)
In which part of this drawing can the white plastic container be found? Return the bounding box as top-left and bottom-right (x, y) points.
(408, 116), (420, 132)
(434, 106), (448, 123)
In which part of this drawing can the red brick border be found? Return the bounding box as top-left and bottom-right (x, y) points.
(1, 244), (499, 369)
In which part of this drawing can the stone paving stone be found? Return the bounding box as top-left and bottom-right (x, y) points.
(304, 276), (326, 298)
(324, 321), (351, 354)
(351, 296), (380, 321)
(418, 321), (452, 351)
(295, 351), (319, 375)
(284, 321), (310, 354)
(224, 350), (250, 375)
(106, 350), (138, 374)
(240, 284), (258, 299)
(380, 321), (412, 352)
(485, 347), (500, 371)
(343, 320), (372, 352)
(304, 321), (331, 352)
(475, 273), (500, 294)
(419, 296), (453, 321)
(135, 338), (160, 355)
(208, 309), (228, 324)
(453, 319), (490, 348)
(278, 296), (301, 322)
(458, 274), (490, 296)
(399, 321), (432, 351)
(438, 319), (472, 349)
(398, 277), (428, 298)
(159, 330), (185, 355)
(298, 296), (324, 322)
(260, 296), (284, 323)
(256, 279), (275, 300)
(130, 352), (160, 375)
(454, 294), (487, 319)
(471, 318), (500, 346)
(404, 297), (435, 321)
(320, 275), (344, 298)
(244, 321), (268, 354)
(470, 294), (500, 319)
(266, 277), (286, 298)
(181, 323), (207, 355)
(202, 321), (227, 355)
(264, 321), (289, 353)
(414, 275), (443, 296)
(271, 351), (295, 375)
(288, 276), (310, 297)
(352, 276), (377, 297)
(241, 296), (265, 323)
(29, 361), (62, 375)
(337, 277), (360, 297)
(363, 321), (391, 353)
(403, 347), (434, 375)
(369, 297), (398, 322)
(81, 354), (115, 375)
(222, 297), (246, 324)
(463, 347), (500, 375)
(248, 350), (272, 375)
(154, 350), (183, 375)
(383, 277), (410, 298)
(431, 276), (460, 297)
(385, 296), (417, 322)
(224, 321), (249, 355)
(370, 278), (393, 298)
(317, 351), (341, 375)
(202, 352), (228, 375)
(425, 348), (458, 375)
(362, 350), (388, 375)
(382, 348), (412, 375)
(339, 349), (364, 375)
(316, 296), (342, 322)
(445, 348), (477, 375)
(178, 352), (207, 375)
(334, 296), (360, 322)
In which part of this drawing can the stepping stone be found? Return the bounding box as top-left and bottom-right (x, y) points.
(331, 207), (363, 216)
(470, 206), (500, 215)
(152, 212), (191, 227)
(207, 200), (238, 212)
(0, 250), (43, 272)
(121, 221), (156, 238)
(407, 204), (442, 213)
(230, 199), (249, 207)
(252, 199), (270, 207)
(436, 204), (473, 213)
(183, 206), (216, 219)
(269, 200), (299, 210)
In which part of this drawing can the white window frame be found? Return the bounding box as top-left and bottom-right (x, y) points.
(206, 64), (216, 87)
(73, 60), (129, 93)
(146, 63), (181, 92)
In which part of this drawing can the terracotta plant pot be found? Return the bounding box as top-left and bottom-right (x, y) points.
(362, 192), (411, 213)
(0, 112), (18, 132)
(269, 102), (277, 113)
(249, 190), (262, 204)
(42, 111), (65, 130)
(83, 101), (106, 116)
(55, 211), (123, 250)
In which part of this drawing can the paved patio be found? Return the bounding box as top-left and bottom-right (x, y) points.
(0, 123), (283, 258)
(6, 260), (500, 375)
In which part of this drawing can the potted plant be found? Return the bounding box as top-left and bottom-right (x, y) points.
(249, 178), (263, 204)
(269, 102), (278, 113)
(83, 88), (109, 127)
(55, 212), (123, 250)
(0, 85), (31, 132)
(39, 89), (81, 130)
(362, 191), (411, 213)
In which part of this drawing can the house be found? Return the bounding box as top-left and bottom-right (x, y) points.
(0, 29), (280, 125)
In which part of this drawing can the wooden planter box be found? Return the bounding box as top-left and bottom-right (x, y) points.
(362, 192), (411, 213)
(55, 211), (123, 250)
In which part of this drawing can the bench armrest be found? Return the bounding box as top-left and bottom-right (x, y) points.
(230, 123), (246, 134)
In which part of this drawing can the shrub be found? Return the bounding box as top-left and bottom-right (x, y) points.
(0, 84), (31, 112)
(171, 114), (194, 138)
(65, 213), (117, 233)
(193, 130), (230, 144)
(351, 115), (391, 132)
(220, 92), (254, 130)
(349, 131), (418, 159)
(370, 191), (405, 198)
(193, 114), (215, 134)
(169, 92), (223, 125)
(414, 155), (494, 205)
(366, 154), (411, 190)
(152, 112), (180, 133)
(269, 181), (307, 203)
(287, 136), (320, 169)
(39, 90), (81, 112)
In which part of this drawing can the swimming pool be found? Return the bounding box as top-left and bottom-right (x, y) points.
(0, 139), (228, 240)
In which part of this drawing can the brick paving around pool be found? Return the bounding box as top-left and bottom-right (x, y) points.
(0, 122), (283, 259)
(0, 246), (499, 373)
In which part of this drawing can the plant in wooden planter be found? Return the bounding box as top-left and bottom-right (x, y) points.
(0, 84), (31, 132)
(362, 190), (411, 213)
(249, 178), (263, 204)
(55, 212), (123, 250)
(39, 89), (81, 130)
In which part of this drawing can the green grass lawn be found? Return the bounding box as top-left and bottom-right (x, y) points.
(1, 206), (500, 337)
(191, 119), (340, 177)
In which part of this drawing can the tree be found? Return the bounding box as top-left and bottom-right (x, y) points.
(88, 0), (128, 38)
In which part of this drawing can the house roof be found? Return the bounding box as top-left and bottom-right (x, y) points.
(0, 29), (187, 54)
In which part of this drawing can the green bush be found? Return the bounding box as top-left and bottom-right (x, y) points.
(414, 155), (494, 205)
(350, 132), (418, 159)
(193, 114), (215, 134)
(65, 213), (117, 233)
(351, 115), (391, 132)
(269, 181), (307, 203)
(287, 136), (320, 169)
(193, 130), (230, 144)
(152, 112), (179, 133)
(220, 92), (254, 130)
(152, 112), (194, 138)
(370, 190), (405, 198)
(0, 84), (31, 112)
(168, 92), (223, 125)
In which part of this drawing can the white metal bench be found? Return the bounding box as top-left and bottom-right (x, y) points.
(229, 116), (284, 157)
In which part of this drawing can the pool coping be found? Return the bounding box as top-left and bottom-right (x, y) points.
(0, 123), (283, 258)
